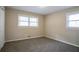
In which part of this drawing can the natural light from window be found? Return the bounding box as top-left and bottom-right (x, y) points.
(18, 16), (28, 26)
(18, 16), (38, 27)
(30, 17), (38, 26)
(67, 13), (79, 28)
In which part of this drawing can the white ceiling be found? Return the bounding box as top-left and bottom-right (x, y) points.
(7, 6), (73, 15)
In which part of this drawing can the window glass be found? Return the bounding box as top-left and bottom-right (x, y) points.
(19, 16), (28, 22)
(30, 17), (38, 27)
(30, 17), (38, 22)
(18, 22), (28, 26)
(30, 22), (38, 26)
(67, 13), (79, 28)
(18, 16), (38, 27)
(18, 16), (28, 26)
(69, 14), (79, 20)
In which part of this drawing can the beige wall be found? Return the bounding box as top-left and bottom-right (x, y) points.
(45, 7), (79, 47)
(5, 7), (79, 47)
(0, 7), (5, 49)
(5, 8), (44, 42)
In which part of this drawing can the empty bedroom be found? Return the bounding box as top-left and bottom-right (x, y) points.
(0, 6), (79, 52)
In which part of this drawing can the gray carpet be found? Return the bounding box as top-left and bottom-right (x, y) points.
(1, 37), (79, 52)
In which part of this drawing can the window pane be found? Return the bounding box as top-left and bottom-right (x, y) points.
(18, 16), (29, 26)
(19, 16), (28, 22)
(29, 17), (38, 27)
(69, 14), (79, 20)
(18, 22), (28, 26)
(68, 21), (79, 27)
(30, 17), (38, 22)
(30, 23), (38, 26)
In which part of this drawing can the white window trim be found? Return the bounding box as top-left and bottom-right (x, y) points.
(66, 11), (79, 30)
(18, 14), (39, 28)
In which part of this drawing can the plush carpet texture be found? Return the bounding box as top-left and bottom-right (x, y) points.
(1, 37), (79, 52)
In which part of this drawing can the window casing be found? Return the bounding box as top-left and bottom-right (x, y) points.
(66, 12), (79, 29)
(18, 16), (29, 26)
(18, 16), (38, 27)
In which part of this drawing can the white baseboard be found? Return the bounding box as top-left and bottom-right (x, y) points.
(45, 35), (79, 48)
(5, 35), (79, 48)
(6, 35), (44, 42)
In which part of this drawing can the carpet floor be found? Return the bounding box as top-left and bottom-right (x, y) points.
(1, 37), (79, 52)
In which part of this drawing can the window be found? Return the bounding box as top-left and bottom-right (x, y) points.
(18, 16), (28, 26)
(18, 16), (38, 27)
(67, 12), (79, 28)
(30, 17), (38, 26)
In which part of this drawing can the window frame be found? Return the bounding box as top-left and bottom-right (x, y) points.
(18, 15), (39, 27)
(66, 11), (79, 30)
(29, 17), (38, 27)
(18, 15), (29, 27)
